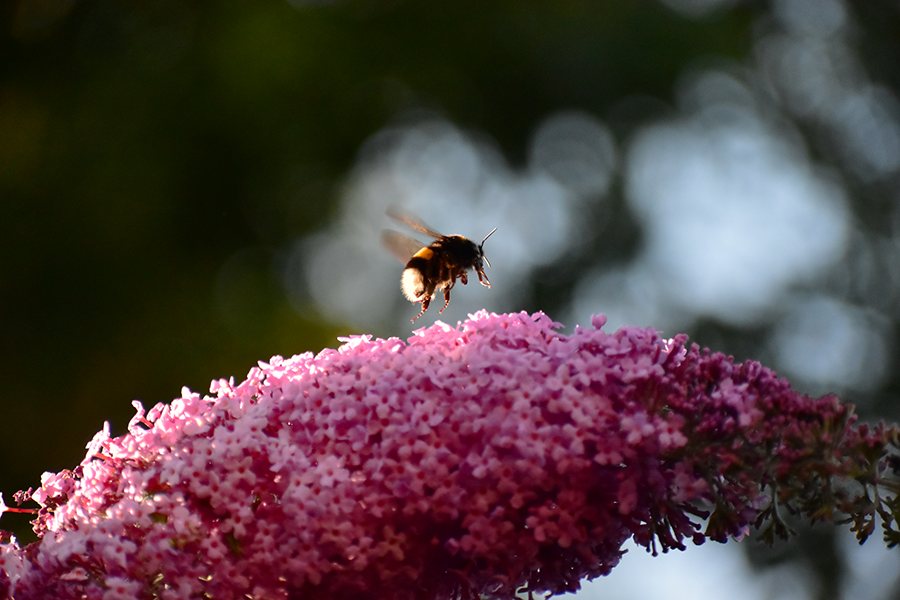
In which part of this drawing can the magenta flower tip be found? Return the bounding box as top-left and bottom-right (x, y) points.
(1, 310), (896, 600)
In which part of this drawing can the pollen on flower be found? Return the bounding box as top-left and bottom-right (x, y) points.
(1, 310), (896, 600)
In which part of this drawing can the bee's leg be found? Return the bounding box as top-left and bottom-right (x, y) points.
(411, 296), (431, 322)
(438, 287), (452, 313)
(460, 272), (468, 285)
(437, 279), (456, 314)
(476, 269), (491, 288)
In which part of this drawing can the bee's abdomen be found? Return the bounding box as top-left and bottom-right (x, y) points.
(401, 255), (432, 301)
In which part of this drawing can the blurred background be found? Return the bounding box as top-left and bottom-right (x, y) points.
(2, 0), (899, 597)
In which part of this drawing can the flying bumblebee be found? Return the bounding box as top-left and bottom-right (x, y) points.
(382, 209), (497, 322)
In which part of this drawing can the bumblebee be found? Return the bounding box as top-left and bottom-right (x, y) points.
(382, 209), (497, 322)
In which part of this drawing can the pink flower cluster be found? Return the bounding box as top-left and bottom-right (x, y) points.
(0, 311), (896, 600)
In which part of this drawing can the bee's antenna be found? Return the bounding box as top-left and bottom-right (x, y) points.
(480, 227), (498, 268)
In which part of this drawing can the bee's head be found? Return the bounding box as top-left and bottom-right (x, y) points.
(474, 227), (497, 287)
(477, 227), (497, 267)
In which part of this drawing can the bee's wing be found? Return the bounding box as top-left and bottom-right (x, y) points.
(382, 230), (427, 263)
(386, 206), (444, 239)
